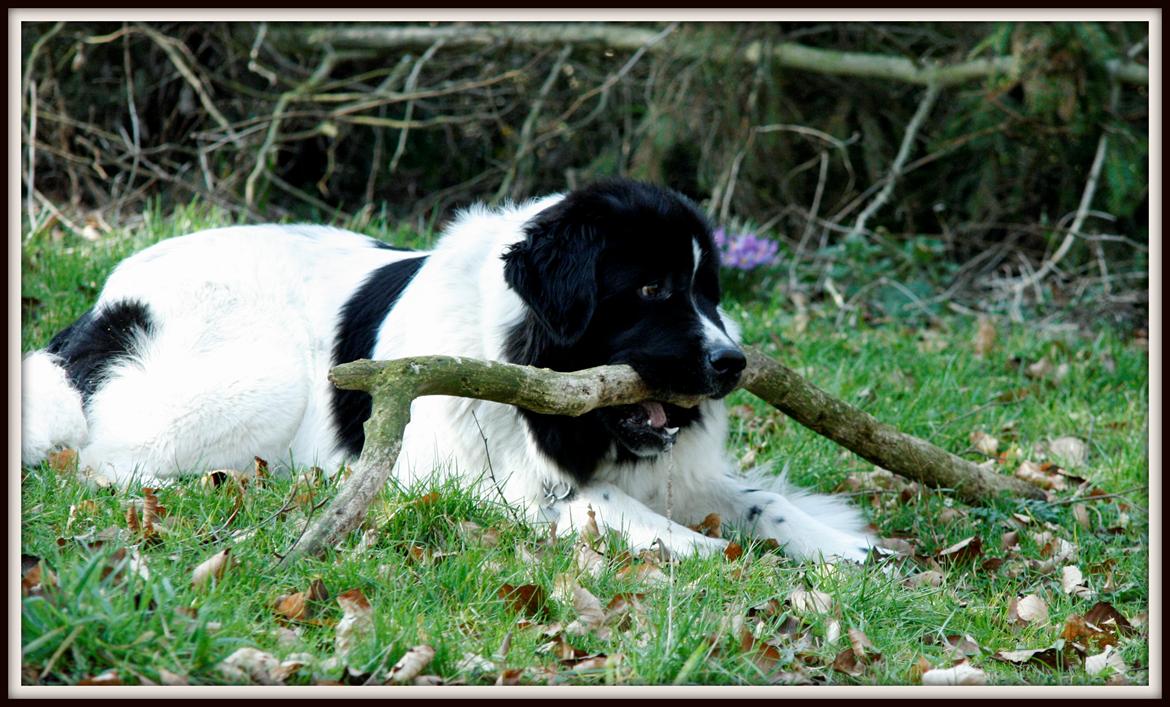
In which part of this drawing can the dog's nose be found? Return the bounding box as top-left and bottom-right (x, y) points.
(708, 347), (746, 377)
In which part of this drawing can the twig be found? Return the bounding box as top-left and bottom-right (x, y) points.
(138, 24), (241, 147)
(388, 38), (446, 175)
(114, 30), (142, 226)
(1011, 82), (1117, 296)
(25, 79), (38, 238)
(245, 49), (337, 207)
(844, 82), (940, 242)
(789, 151), (830, 291)
(495, 44), (572, 203)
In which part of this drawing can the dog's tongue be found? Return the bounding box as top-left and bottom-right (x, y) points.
(641, 401), (667, 428)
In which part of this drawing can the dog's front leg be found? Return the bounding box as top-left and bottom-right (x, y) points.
(676, 473), (877, 564)
(544, 481), (728, 558)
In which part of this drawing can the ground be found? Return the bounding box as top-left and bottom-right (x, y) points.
(19, 205), (1150, 686)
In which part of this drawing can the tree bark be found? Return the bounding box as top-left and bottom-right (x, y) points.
(281, 347), (1042, 562)
(283, 23), (1149, 87)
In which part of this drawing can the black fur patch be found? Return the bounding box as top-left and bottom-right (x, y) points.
(46, 300), (154, 406)
(331, 256), (427, 455)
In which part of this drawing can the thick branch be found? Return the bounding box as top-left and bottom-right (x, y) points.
(282, 347), (1042, 561)
(284, 23), (1149, 87)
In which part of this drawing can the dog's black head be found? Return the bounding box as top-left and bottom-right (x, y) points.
(503, 179), (745, 481)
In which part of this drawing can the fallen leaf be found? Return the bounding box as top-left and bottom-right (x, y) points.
(1015, 460), (1066, 491)
(788, 588), (835, 615)
(565, 584), (606, 637)
(157, 668), (188, 686)
(689, 513), (722, 539)
(1071, 504), (1091, 530)
(1085, 645), (1127, 677)
(1025, 357), (1053, 380)
(458, 520), (501, 547)
(1045, 437), (1088, 467)
(1010, 594), (1049, 626)
(847, 627), (880, 662)
(723, 542), (743, 561)
(218, 647), (283, 685)
(1060, 565), (1093, 598)
(78, 669), (122, 685)
(992, 645), (1065, 670)
(274, 592), (309, 621)
(191, 548), (231, 589)
(386, 645), (436, 684)
(498, 583), (549, 618)
(455, 653), (496, 674)
(574, 541), (606, 579)
(941, 634), (981, 659)
(1083, 602), (1135, 637)
(935, 535), (983, 563)
(921, 662), (988, 685)
(903, 571), (940, 587)
(48, 448), (79, 474)
(335, 588), (374, 660)
(970, 430), (999, 456)
(973, 316), (998, 357)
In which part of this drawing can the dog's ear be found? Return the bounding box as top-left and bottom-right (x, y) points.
(503, 202), (601, 346)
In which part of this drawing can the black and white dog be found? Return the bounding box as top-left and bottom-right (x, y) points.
(22, 179), (873, 561)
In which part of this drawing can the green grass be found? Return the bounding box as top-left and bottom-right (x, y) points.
(20, 206), (1150, 686)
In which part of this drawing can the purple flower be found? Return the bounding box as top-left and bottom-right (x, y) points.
(713, 228), (779, 271)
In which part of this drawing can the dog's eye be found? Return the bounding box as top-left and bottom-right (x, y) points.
(638, 283), (669, 301)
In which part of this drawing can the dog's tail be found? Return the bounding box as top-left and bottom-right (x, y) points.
(21, 350), (88, 467)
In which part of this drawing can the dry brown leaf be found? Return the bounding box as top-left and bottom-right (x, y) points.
(498, 583), (549, 618)
(458, 520), (501, 547)
(921, 662), (988, 685)
(935, 535), (983, 563)
(1083, 602), (1135, 637)
(723, 542), (743, 561)
(877, 537), (916, 556)
(335, 588), (374, 660)
(455, 653), (496, 674)
(1085, 645), (1127, 677)
(387, 645), (436, 684)
(992, 646), (1063, 670)
(1072, 504), (1091, 530)
(973, 316), (998, 357)
(970, 430), (999, 456)
(274, 592), (310, 622)
(941, 634), (981, 659)
(1025, 357), (1054, 380)
(78, 669), (122, 685)
(218, 647), (284, 685)
(1015, 460), (1066, 491)
(847, 628), (880, 662)
(217, 650), (285, 683)
(574, 540), (606, 579)
(788, 588), (835, 615)
(690, 513), (722, 539)
(142, 487), (164, 535)
(1001, 530), (1020, 551)
(48, 448), (79, 474)
(1045, 437), (1089, 467)
(191, 548), (231, 589)
(1010, 594), (1049, 626)
(157, 668), (188, 686)
(583, 506), (600, 541)
(615, 561), (668, 586)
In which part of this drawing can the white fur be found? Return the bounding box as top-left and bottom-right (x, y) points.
(21, 199), (875, 562)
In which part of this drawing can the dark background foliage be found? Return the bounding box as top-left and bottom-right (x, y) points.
(20, 21), (1150, 328)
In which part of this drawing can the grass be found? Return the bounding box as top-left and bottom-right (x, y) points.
(19, 205), (1150, 687)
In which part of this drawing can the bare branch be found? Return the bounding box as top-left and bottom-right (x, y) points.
(295, 23), (1150, 87)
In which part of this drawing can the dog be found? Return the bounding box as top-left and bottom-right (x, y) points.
(21, 179), (874, 562)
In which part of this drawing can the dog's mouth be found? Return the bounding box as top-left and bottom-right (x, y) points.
(601, 400), (691, 457)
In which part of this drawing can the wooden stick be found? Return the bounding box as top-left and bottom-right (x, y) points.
(281, 347), (1042, 561)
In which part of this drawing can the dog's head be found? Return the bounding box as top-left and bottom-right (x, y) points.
(503, 179), (745, 460)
